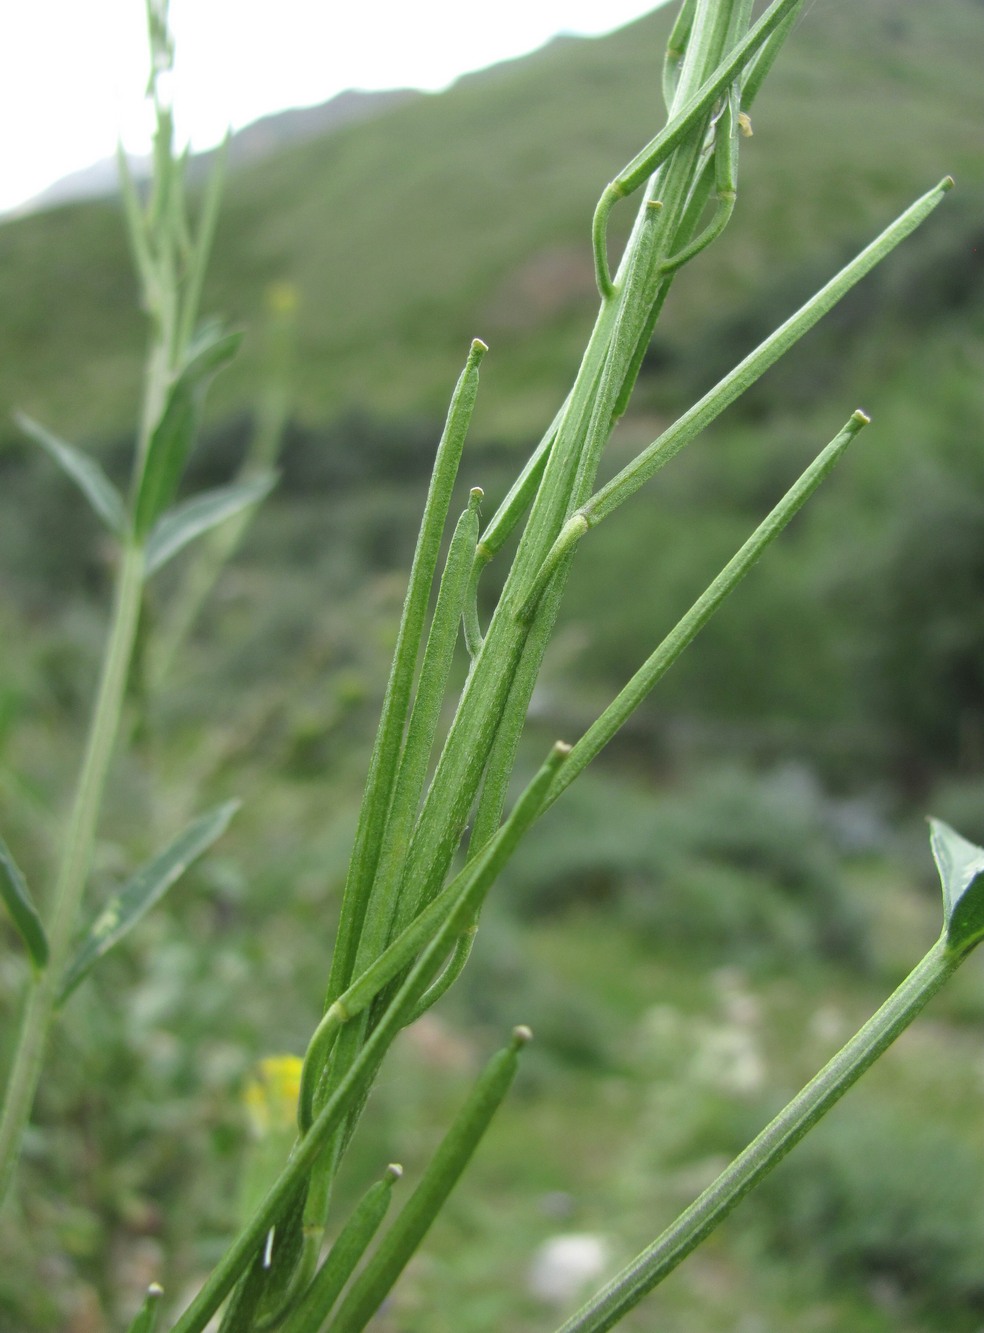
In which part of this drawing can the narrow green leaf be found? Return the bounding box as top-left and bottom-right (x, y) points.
(0, 835), (48, 971)
(16, 413), (126, 536)
(126, 1284), (164, 1333)
(930, 817), (984, 954)
(58, 800), (239, 1003)
(144, 473), (277, 575)
(134, 324), (243, 537)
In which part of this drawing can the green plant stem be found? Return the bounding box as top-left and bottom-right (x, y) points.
(558, 933), (970, 1333)
(0, 540), (146, 1205)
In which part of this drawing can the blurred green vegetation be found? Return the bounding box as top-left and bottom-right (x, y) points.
(1, 0), (982, 438)
(2, 0), (984, 1329)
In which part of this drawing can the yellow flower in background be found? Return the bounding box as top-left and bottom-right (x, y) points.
(265, 280), (299, 317)
(243, 1055), (303, 1138)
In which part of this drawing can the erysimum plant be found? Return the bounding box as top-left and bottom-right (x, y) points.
(0, 1), (273, 1204)
(2, 1), (981, 1330)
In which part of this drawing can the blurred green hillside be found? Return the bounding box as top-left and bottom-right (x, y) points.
(2, 0), (983, 789)
(2, 4), (984, 1329)
(1, 0), (982, 437)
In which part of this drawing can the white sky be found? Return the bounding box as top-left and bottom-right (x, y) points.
(0, 0), (667, 215)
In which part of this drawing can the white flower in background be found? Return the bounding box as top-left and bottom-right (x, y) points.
(528, 1233), (610, 1306)
(690, 1022), (765, 1095)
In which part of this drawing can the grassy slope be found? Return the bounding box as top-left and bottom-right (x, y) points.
(0, 0), (981, 445)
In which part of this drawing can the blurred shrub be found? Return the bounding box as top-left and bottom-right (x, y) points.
(500, 762), (868, 965)
(924, 773), (984, 850)
(751, 1098), (984, 1311)
(664, 192), (984, 420)
(866, 456), (984, 790)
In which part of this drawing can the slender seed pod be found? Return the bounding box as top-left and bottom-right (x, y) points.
(288, 1166), (402, 1333)
(126, 1284), (164, 1333)
(356, 485), (484, 968)
(545, 413), (870, 812)
(298, 742), (566, 1133)
(592, 0), (803, 293)
(323, 339), (487, 1015)
(325, 1029), (532, 1333)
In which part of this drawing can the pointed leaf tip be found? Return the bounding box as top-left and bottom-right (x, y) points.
(929, 817), (984, 953)
(16, 414), (127, 536)
(0, 835), (49, 970)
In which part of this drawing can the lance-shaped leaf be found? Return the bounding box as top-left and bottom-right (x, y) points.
(144, 472), (277, 575)
(59, 800), (239, 1003)
(134, 324), (243, 537)
(16, 413), (126, 536)
(0, 835), (48, 971)
(930, 817), (984, 955)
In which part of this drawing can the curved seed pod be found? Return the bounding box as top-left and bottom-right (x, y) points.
(592, 0), (803, 294)
(403, 927), (477, 1027)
